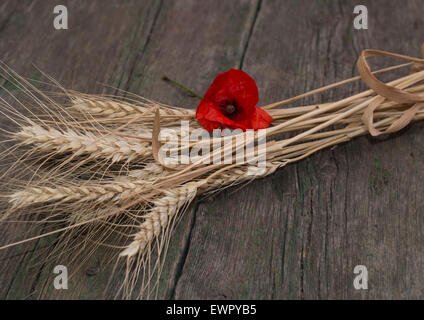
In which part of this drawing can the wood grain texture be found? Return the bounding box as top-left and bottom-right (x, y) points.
(0, 0), (164, 299)
(0, 0), (261, 299)
(173, 0), (424, 299)
(1, 0), (424, 299)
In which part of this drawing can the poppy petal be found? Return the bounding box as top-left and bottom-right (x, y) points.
(237, 106), (274, 130)
(203, 69), (258, 118)
(196, 100), (248, 132)
(196, 69), (273, 132)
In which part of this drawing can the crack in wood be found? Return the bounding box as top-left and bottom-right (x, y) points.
(238, 0), (262, 70)
(121, 0), (164, 94)
(170, 201), (200, 299)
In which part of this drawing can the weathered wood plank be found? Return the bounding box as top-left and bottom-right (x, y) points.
(0, 0), (262, 299)
(0, 0), (163, 299)
(2, 0), (424, 300)
(107, 0), (262, 299)
(174, 0), (424, 299)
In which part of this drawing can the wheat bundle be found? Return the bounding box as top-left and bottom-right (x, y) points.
(0, 47), (424, 299)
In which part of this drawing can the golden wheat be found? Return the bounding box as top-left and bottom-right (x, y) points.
(71, 96), (195, 119)
(8, 162), (178, 209)
(15, 124), (152, 162)
(120, 181), (200, 257)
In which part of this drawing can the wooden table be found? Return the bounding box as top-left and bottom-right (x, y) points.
(1, 0), (424, 299)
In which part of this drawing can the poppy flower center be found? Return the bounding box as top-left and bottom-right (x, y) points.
(225, 104), (236, 114)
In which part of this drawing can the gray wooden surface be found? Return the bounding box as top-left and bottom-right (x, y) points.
(1, 0), (424, 299)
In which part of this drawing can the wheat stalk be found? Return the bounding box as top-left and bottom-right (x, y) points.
(67, 205), (121, 224)
(119, 162), (283, 258)
(119, 163), (167, 179)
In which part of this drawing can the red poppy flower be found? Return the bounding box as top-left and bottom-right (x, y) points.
(196, 69), (273, 132)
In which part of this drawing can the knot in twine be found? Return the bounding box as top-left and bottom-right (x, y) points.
(357, 44), (424, 136)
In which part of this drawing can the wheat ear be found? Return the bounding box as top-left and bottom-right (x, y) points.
(9, 181), (140, 209)
(15, 124), (152, 162)
(119, 181), (201, 257)
(8, 162), (172, 209)
(71, 96), (195, 119)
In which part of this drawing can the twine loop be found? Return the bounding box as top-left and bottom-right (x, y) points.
(357, 44), (424, 136)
